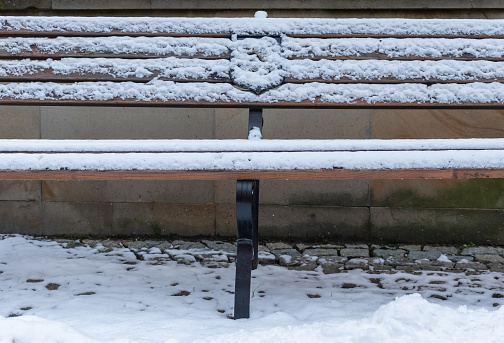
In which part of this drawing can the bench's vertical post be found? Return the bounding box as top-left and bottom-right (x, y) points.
(248, 108), (262, 269)
(234, 180), (258, 319)
(234, 108), (262, 319)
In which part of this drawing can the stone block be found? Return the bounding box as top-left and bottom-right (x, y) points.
(214, 203), (235, 237)
(398, 245), (422, 251)
(371, 179), (504, 210)
(262, 108), (370, 139)
(303, 248), (339, 256)
(318, 256), (348, 274)
(42, 202), (113, 236)
(266, 242), (292, 250)
(0, 0), (51, 9)
(53, 0), (150, 10)
(345, 258), (369, 270)
(407, 251), (442, 260)
(474, 254), (504, 263)
(370, 207), (504, 245)
(461, 246), (501, 256)
(270, 249), (300, 258)
(150, 0), (504, 10)
(111, 203), (216, 237)
(202, 240), (236, 255)
(41, 106), (214, 139)
(42, 180), (215, 203)
(423, 246), (458, 255)
(371, 109), (504, 139)
(214, 108), (248, 139)
(0, 181), (40, 201)
(260, 180), (370, 207)
(0, 201), (42, 235)
(340, 248), (369, 258)
(278, 255), (317, 271)
(372, 248), (406, 259)
(259, 205), (369, 241)
(0, 106), (40, 139)
(455, 262), (488, 271)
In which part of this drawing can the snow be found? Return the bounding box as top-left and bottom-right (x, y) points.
(0, 235), (503, 343)
(3, 17), (504, 37)
(2, 17), (504, 103)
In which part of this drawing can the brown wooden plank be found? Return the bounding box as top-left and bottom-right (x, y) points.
(0, 49), (229, 60)
(288, 34), (504, 39)
(288, 54), (504, 62)
(0, 69), (230, 83)
(2, 98), (504, 109)
(0, 70), (492, 84)
(0, 29), (231, 38)
(0, 169), (503, 181)
(283, 78), (503, 84)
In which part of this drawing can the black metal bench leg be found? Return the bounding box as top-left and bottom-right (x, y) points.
(234, 180), (259, 319)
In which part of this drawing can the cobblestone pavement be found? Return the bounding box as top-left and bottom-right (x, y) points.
(13, 236), (504, 309)
(51, 238), (504, 274)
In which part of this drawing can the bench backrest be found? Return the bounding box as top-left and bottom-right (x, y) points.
(1, 16), (504, 108)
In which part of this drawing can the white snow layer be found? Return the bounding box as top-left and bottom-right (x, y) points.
(1, 149), (504, 171)
(1, 235), (504, 343)
(2, 81), (504, 104)
(4, 16), (504, 36)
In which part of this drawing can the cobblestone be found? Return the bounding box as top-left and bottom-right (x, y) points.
(57, 238), (504, 275)
(340, 248), (369, 258)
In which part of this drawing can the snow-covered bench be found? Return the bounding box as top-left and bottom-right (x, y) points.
(2, 15), (504, 319)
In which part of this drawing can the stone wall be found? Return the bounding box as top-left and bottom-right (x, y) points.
(1, 1), (504, 244)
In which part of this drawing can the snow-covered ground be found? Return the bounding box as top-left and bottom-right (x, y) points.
(1, 235), (503, 343)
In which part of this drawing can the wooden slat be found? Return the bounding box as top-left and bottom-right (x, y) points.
(2, 98), (504, 109)
(0, 169), (503, 181)
(288, 54), (504, 62)
(283, 78), (504, 84)
(0, 29), (231, 38)
(0, 69), (230, 83)
(0, 49), (229, 60)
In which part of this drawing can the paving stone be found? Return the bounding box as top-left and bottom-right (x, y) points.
(172, 254), (197, 265)
(202, 240), (236, 255)
(340, 248), (369, 258)
(455, 262), (488, 271)
(445, 255), (474, 263)
(199, 254), (229, 268)
(144, 240), (166, 247)
(156, 242), (173, 252)
(295, 243), (314, 251)
(279, 255), (317, 271)
(345, 258), (370, 270)
(407, 250), (442, 260)
(415, 260), (455, 271)
(474, 254), (504, 263)
(266, 242), (292, 250)
(487, 263), (504, 272)
(318, 256), (348, 274)
(123, 241), (150, 250)
(345, 244), (369, 249)
(270, 249), (301, 259)
(372, 248), (406, 259)
(171, 241), (207, 250)
(399, 245), (422, 251)
(303, 248), (339, 256)
(258, 245), (270, 252)
(258, 251), (276, 265)
(54, 239), (82, 249)
(461, 246), (500, 256)
(423, 246), (458, 255)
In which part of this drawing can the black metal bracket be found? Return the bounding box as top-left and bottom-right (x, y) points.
(233, 108), (263, 319)
(234, 180), (260, 319)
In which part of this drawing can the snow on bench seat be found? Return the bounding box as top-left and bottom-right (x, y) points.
(2, 17), (504, 106)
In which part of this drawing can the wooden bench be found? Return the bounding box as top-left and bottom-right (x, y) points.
(2, 15), (504, 319)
